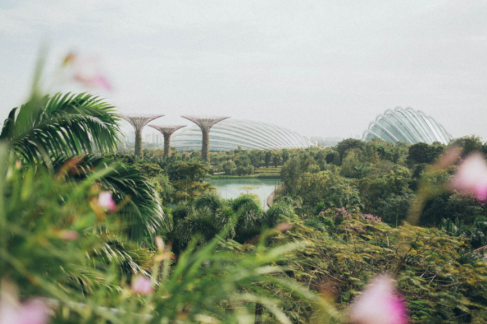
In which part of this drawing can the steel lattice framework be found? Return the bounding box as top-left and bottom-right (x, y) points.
(119, 114), (164, 156)
(148, 124), (186, 158)
(362, 107), (452, 145)
(119, 114), (164, 131)
(181, 116), (230, 161)
(181, 116), (230, 132)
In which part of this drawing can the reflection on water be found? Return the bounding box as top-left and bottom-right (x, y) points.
(207, 178), (281, 208)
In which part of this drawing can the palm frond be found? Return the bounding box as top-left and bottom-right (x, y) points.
(2, 92), (120, 163)
(52, 155), (165, 243)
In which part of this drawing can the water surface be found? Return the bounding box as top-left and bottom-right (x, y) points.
(208, 178), (281, 208)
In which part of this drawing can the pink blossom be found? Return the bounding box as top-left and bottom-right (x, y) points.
(62, 52), (112, 91)
(131, 275), (153, 295)
(350, 275), (407, 324)
(98, 191), (117, 212)
(364, 214), (381, 224)
(0, 282), (49, 324)
(450, 153), (487, 201)
(74, 73), (112, 91)
(58, 230), (79, 241)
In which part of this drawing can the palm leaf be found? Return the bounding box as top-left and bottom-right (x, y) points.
(1, 92), (120, 163)
(52, 155), (165, 243)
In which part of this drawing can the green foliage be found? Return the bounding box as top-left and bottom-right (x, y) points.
(272, 209), (487, 323)
(377, 193), (415, 227)
(1, 158), (318, 323)
(265, 150), (272, 168)
(0, 151), (149, 299)
(296, 170), (360, 210)
(336, 138), (364, 163)
(281, 155), (302, 195)
(163, 192), (301, 254)
(222, 160), (237, 175)
(439, 216), (487, 250)
(6, 57), (487, 323)
(339, 149), (362, 178)
(134, 163), (163, 177)
(273, 151), (282, 167)
(450, 135), (484, 156)
(325, 151), (341, 165)
(407, 142), (445, 165)
(176, 161), (209, 182)
(358, 166), (412, 213)
(1, 92), (120, 164)
(52, 155), (165, 243)
(421, 193), (487, 227)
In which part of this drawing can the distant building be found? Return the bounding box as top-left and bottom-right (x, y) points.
(310, 136), (323, 145)
(362, 107), (452, 145)
(172, 119), (311, 152)
(144, 132), (164, 145)
(308, 136), (343, 147)
(323, 137), (343, 147)
(128, 131), (135, 143)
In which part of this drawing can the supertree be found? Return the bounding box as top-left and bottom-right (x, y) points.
(119, 114), (164, 157)
(148, 124), (186, 158)
(181, 116), (230, 162)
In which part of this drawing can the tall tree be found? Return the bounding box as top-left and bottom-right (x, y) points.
(264, 151), (272, 168)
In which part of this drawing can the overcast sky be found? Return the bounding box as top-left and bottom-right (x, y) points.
(1, 0), (487, 140)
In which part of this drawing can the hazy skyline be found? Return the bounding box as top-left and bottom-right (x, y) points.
(1, 0), (487, 141)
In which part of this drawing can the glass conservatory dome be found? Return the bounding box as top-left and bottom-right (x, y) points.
(362, 107), (452, 145)
(171, 119), (311, 152)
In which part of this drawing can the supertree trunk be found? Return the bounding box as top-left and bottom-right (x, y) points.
(134, 129), (143, 157)
(202, 130), (210, 162)
(201, 131), (210, 162)
(148, 125), (186, 159)
(181, 116), (230, 163)
(118, 114), (164, 157)
(164, 134), (171, 158)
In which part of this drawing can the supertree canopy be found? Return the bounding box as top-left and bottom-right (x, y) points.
(181, 116), (230, 162)
(119, 114), (164, 157)
(148, 124), (186, 158)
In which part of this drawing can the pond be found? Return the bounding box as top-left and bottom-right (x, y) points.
(207, 178), (281, 209)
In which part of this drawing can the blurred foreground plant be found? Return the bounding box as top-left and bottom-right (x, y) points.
(0, 143), (325, 323)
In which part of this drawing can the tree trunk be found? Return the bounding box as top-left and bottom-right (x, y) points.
(202, 130), (209, 162)
(134, 129), (143, 157)
(164, 134), (171, 158)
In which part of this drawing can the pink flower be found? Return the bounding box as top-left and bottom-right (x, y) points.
(350, 275), (407, 324)
(74, 73), (112, 91)
(62, 52), (112, 91)
(131, 275), (153, 295)
(98, 191), (117, 212)
(0, 282), (49, 324)
(450, 153), (487, 201)
(58, 230), (79, 241)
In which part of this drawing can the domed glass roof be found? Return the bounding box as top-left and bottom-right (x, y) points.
(172, 119), (311, 152)
(362, 107), (452, 145)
